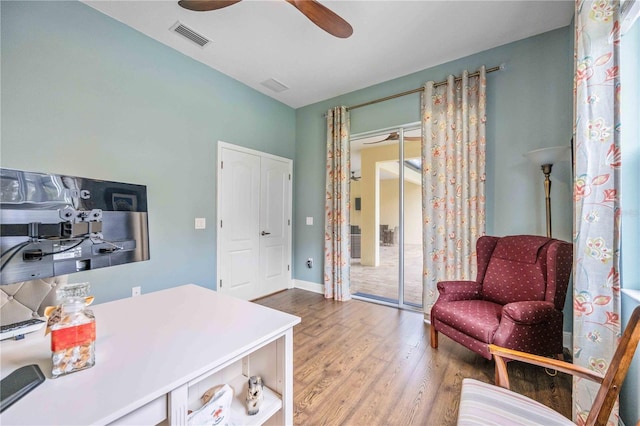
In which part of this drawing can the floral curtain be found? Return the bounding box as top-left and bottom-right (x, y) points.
(324, 106), (351, 301)
(421, 68), (487, 319)
(573, 1), (621, 424)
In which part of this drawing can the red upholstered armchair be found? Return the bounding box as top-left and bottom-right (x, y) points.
(429, 235), (573, 360)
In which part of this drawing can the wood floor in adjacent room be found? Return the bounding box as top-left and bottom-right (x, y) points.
(255, 289), (572, 426)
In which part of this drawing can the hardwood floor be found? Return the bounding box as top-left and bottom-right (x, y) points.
(255, 289), (572, 426)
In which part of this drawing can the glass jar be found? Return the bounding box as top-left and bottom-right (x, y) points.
(50, 282), (95, 378)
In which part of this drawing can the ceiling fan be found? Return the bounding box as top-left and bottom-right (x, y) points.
(178, 0), (353, 39)
(363, 132), (422, 145)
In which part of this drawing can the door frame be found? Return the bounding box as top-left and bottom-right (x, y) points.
(349, 123), (422, 311)
(216, 141), (293, 297)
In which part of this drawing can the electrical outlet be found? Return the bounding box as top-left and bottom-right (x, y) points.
(132, 286), (141, 297)
(306, 258), (313, 268)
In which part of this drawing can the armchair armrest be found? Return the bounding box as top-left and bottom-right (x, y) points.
(501, 301), (557, 324)
(436, 281), (482, 302)
(489, 344), (604, 389)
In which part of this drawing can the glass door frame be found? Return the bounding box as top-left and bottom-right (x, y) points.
(349, 122), (422, 312)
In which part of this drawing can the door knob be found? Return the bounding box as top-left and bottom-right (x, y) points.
(261, 231), (271, 236)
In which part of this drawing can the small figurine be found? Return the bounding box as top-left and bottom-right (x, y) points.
(246, 375), (264, 416)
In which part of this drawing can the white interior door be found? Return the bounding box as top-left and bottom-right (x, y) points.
(260, 157), (291, 295)
(218, 142), (292, 300)
(218, 148), (261, 300)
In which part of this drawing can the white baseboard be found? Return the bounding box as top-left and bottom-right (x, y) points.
(293, 279), (324, 294)
(563, 331), (572, 350)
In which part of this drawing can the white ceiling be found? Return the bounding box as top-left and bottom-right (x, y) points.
(83, 0), (573, 109)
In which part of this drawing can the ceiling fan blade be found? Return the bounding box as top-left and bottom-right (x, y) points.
(285, 0), (353, 38)
(362, 133), (394, 145)
(363, 132), (421, 145)
(363, 133), (397, 145)
(178, 0), (242, 12)
(363, 139), (387, 145)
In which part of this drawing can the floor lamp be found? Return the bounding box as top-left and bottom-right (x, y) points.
(524, 146), (570, 238)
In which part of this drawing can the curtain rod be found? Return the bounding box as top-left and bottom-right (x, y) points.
(346, 64), (504, 112)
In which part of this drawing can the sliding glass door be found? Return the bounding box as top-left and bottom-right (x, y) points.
(349, 124), (423, 310)
(401, 136), (423, 308)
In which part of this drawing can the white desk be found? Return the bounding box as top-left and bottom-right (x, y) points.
(0, 284), (300, 425)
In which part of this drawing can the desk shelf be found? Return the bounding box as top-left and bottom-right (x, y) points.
(228, 375), (282, 426)
(181, 337), (285, 426)
(180, 374), (281, 426)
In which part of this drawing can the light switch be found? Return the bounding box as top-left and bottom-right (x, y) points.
(195, 218), (206, 229)
(306, 217), (313, 225)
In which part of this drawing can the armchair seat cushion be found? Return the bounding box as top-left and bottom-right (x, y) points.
(432, 300), (502, 343)
(457, 378), (572, 426)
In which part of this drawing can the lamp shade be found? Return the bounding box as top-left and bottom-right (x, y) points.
(524, 146), (570, 166)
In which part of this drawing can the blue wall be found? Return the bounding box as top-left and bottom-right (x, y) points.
(1, 1), (296, 303)
(620, 14), (640, 425)
(293, 26), (574, 289)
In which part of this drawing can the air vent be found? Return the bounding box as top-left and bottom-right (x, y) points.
(170, 22), (210, 47)
(260, 78), (290, 93)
